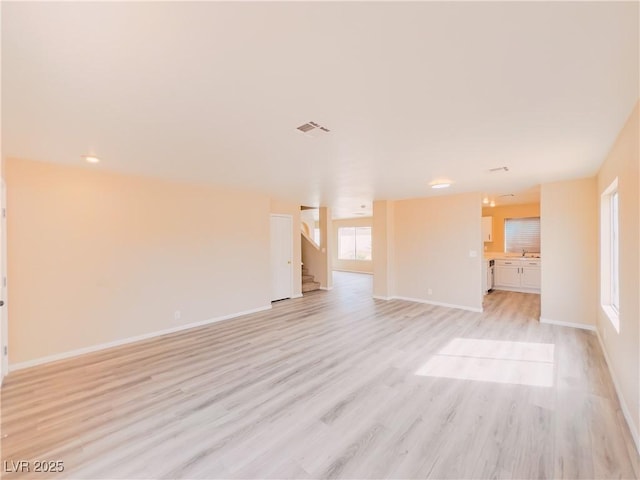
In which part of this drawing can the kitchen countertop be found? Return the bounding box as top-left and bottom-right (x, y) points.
(484, 252), (542, 260)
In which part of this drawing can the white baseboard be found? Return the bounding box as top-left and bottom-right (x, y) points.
(596, 330), (640, 455)
(320, 286), (333, 291)
(389, 296), (483, 313)
(539, 317), (596, 331)
(291, 293), (304, 299)
(372, 295), (392, 301)
(333, 269), (373, 275)
(493, 286), (541, 294)
(9, 305), (272, 372)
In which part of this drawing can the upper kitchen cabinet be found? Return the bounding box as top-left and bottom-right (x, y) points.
(482, 216), (493, 242)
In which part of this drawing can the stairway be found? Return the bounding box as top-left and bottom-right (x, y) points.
(301, 264), (321, 293)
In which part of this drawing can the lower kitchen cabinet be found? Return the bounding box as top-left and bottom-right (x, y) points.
(494, 258), (541, 293)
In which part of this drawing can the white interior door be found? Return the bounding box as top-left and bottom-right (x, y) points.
(270, 215), (293, 301)
(1, 180), (7, 381)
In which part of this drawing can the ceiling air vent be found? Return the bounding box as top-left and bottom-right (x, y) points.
(297, 123), (315, 133)
(296, 121), (331, 135)
(488, 166), (509, 173)
(499, 194), (515, 198)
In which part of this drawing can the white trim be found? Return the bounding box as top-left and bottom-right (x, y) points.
(493, 286), (540, 294)
(0, 179), (6, 385)
(372, 295), (392, 301)
(333, 269), (373, 275)
(390, 296), (483, 313)
(291, 293), (304, 299)
(539, 317), (597, 331)
(320, 286), (333, 291)
(596, 330), (640, 454)
(9, 305), (272, 372)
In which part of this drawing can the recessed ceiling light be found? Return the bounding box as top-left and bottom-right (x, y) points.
(83, 155), (100, 164)
(431, 182), (451, 189)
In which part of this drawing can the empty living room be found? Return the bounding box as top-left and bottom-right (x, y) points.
(1, 1), (639, 479)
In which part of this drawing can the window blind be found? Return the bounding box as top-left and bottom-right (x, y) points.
(504, 217), (540, 253)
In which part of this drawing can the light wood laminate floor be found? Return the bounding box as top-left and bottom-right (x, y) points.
(1, 272), (638, 479)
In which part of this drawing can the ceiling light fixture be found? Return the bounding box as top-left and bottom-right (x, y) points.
(482, 197), (489, 204)
(83, 155), (100, 164)
(490, 201), (496, 207)
(431, 182), (451, 189)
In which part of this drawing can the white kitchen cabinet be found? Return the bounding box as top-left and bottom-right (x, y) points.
(495, 261), (520, 288)
(521, 260), (541, 289)
(482, 216), (493, 242)
(494, 258), (541, 293)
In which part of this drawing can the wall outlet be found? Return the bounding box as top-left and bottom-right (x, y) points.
(469, 250), (478, 258)
(427, 288), (433, 295)
(174, 310), (181, 321)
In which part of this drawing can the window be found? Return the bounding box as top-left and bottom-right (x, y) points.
(601, 178), (620, 331)
(611, 191), (619, 312)
(338, 227), (372, 261)
(504, 217), (540, 253)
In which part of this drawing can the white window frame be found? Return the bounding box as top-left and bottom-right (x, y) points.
(600, 178), (620, 332)
(337, 227), (372, 261)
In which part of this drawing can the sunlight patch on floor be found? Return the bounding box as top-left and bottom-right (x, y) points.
(415, 338), (555, 387)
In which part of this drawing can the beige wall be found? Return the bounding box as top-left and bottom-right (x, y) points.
(331, 217), (373, 274)
(392, 193), (483, 311)
(596, 103), (639, 440)
(372, 201), (395, 299)
(270, 198), (302, 298)
(482, 203), (541, 253)
(6, 158), (273, 365)
(540, 178), (598, 328)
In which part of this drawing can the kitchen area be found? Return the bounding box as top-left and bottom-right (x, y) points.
(481, 200), (541, 295)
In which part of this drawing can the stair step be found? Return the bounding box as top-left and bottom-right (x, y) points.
(302, 281), (321, 293)
(302, 274), (315, 283)
(302, 268), (309, 275)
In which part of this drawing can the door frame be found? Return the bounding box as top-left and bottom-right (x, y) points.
(1, 179), (7, 382)
(270, 214), (293, 301)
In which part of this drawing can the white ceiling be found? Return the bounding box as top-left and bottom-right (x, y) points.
(3, 2), (638, 218)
